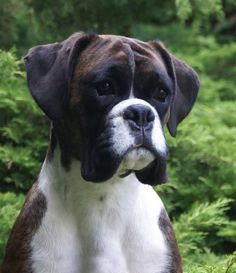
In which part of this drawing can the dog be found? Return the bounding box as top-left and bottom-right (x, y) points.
(1, 32), (199, 273)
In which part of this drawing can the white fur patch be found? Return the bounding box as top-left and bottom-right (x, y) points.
(31, 150), (170, 273)
(119, 147), (155, 171)
(108, 98), (166, 160)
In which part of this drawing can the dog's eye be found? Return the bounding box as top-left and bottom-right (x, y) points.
(153, 88), (168, 102)
(96, 81), (115, 96)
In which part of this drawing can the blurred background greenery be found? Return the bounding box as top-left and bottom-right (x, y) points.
(0, 0), (236, 272)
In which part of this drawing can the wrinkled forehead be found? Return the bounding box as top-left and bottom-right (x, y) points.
(76, 35), (167, 79)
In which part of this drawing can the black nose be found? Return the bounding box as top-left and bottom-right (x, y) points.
(123, 104), (155, 128)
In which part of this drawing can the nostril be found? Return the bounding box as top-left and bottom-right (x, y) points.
(147, 110), (155, 123)
(123, 109), (136, 121)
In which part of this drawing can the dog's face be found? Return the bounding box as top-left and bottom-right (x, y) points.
(24, 32), (199, 185)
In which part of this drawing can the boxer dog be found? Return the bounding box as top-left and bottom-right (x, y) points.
(1, 32), (199, 273)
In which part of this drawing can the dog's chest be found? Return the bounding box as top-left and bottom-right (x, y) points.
(31, 172), (169, 273)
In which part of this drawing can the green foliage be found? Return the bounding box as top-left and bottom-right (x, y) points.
(174, 199), (234, 257)
(197, 43), (236, 83)
(184, 252), (236, 273)
(164, 102), (236, 206)
(0, 50), (48, 190)
(0, 0), (235, 54)
(176, 0), (223, 23)
(0, 192), (24, 260)
(0, 49), (23, 84)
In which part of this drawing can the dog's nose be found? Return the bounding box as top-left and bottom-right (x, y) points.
(123, 104), (155, 128)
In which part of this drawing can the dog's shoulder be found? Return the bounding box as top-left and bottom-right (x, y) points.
(158, 207), (182, 273)
(1, 183), (46, 273)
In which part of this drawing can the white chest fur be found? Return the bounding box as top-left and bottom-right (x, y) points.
(31, 155), (170, 273)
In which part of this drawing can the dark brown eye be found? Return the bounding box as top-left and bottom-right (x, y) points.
(96, 81), (115, 96)
(153, 88), (168, 102)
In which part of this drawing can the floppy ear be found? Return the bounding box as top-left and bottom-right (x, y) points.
(150, 41), (200, 137)
(24, 32), (97, 120)
(167, 55), (200, 136)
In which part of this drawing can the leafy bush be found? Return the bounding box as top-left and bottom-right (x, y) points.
(173, 199), (234, 257)
(184, 251), (236, 273)
(0, 50), (48, 191)
(1, 0), (234, 54)
(198, 43), (236, 83)
(0, 192), (24, 261)
(173, 198), (236, 272)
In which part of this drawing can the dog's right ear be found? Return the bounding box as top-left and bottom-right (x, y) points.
(24, 33), (97, 120)
(149, 41), (200, 137)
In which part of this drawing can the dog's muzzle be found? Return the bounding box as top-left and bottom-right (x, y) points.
(81, 99), (167, 185)
(108, 99), (166, 156)
(81, 99), (168, 185)
(85, 99), (166, 184)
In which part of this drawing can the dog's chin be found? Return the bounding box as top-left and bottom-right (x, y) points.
(81, 145), (167, 185)
(117, 147), (168, 185)
(118, 147), (155, 174)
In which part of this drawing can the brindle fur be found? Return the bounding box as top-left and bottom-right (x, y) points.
(1, 183), (47, 273)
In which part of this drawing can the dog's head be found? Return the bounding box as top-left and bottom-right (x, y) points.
(24, 32), (199, 185)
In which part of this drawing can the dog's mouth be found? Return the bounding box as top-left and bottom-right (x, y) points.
(119, 146), (155, 169)
(81, 126), (167, 185)
(97, 130), (157, 168)
(117, 145), (158, 177)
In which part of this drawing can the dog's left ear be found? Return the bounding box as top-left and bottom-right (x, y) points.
(150, 41), (200, 137)
(24, 32), (97, 120)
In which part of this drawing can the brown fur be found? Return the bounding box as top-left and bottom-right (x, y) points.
(159, 208), (183, 273)
(1, 183), (47, 273)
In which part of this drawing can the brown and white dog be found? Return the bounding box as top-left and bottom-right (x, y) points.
(1, 32), (199, 273)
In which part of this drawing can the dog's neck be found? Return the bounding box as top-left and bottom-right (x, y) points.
(39, 147), (145, 215)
